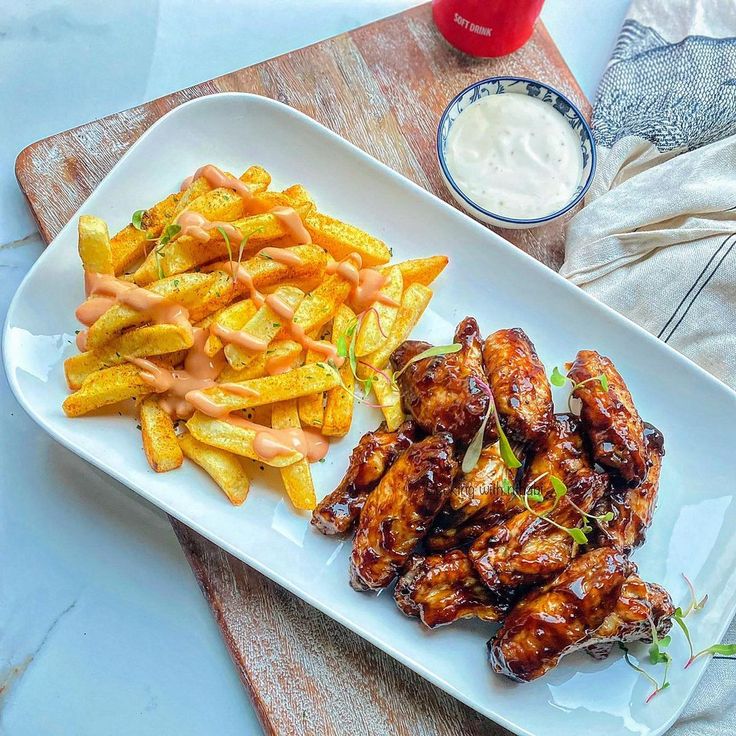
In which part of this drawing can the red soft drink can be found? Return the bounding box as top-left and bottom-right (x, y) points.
(432, 0), (545, 57)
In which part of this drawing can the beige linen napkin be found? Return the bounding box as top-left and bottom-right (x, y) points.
(560, 0), (736, 730)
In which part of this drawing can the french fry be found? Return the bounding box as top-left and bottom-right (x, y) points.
(240, 165), (271, 193)
(224, 285), (305, 370)
(86, 272), (215, 350)
(186, 412), (300, 467)
(354, 265), (403, 357)
(322, 305), (356, 437)
(178, 432), (250, 504)
(219, 340), (303, 382)
(304, 211), (391, 266)
(205, 299), (257, 357)
(78, 215), (114, 275)
(134, 203), (314, 285)
(357, 283), (432, 379)
(139, 396), (183, 472)
(378, 255), (448, 287)
(192, 362), (341, 414)
(298, 345), (326, 429)
(373, 372), (405, 431)
(111, 192), (181, 274)
(271, 400), (316, 510)
(194, 245), (327, 322)
(249, 184), (316, 216)
(62, 363), (153, 417)
(185, 186), (248, 222)
(64, 323), (193, 389)
(289, 274), (351, 337)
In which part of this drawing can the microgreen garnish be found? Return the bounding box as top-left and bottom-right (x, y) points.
(151, 224), (182, 280)
(550, 366), (609, 413)
(462, 394), (494, 473)
(217, 226), (233, 272)
(620, 644), (670, 703)
(259, 252), (273, 260)
(236, 226), (265, 274)
(131, 209), (146, 230)
(159, 224), (181, 246)
(462, 379), (521, 473)
(392, 343), (462, 381)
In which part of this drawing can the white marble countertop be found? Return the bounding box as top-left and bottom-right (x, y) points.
(0, 2), (628, 733)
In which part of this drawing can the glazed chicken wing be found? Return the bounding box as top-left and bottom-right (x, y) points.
(391, 317), (496, 445)
(311, 420), (418, 535)
(469, 414), (608, 599)
(350, 433), (458, 590)
(395, 549), (509, 627)
(483, 328), (554, 445)
(585, 574), (674, 660)
(595, 423), (664, 553)
(426, 443), (524, 552)
(488, 548), (673, 682)
(568, 350), (647, 485)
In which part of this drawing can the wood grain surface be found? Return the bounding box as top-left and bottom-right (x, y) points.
(16, 5), (589, 735)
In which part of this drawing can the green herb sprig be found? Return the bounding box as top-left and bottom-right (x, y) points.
(131, 209), (146, 230)
(550, 366), (609, 413)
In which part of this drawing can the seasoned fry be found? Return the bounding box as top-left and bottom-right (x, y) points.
(355, 265), (402, 356)
(304, 211), (391, 266)
(190, 362), (341, 414)
(178, 432), (250, 504)
(86, 272), (215, 349)
(272, 400), (316, 509)
(357, 282), (432, 379)
(63, 161), (442, 521)
(289, 274), (351, 337)
(323, 305), (356, 437)
(134, 203), (314, 285)
(139, 396), (183, 472)
(111, 192), (180, 274)
(379, 255), (448, 287)
(298, 345), (326, 429)
(186, 412), (301, 467)
(373, 373), (405, 431)
(62, 363), (153, 417)
(219, 340), (303, 382)
(64, 323), (193, 389)
(78, 215), (114, 275)
(205, 299), (258, 357)
(224, 285), (304, 370)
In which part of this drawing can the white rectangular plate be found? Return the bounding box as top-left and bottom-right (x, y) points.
(5, 93), (736, 736)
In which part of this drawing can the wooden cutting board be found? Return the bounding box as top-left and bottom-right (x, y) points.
(16, 5), (590, 734)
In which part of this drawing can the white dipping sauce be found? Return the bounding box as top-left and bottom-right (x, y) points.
(445, 93), (583, 219)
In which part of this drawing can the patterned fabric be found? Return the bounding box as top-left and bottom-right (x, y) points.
(594, 20), (736, 151)
(561, 2), (736, 732)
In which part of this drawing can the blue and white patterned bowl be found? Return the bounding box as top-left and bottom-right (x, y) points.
(437, 76), (596, 229)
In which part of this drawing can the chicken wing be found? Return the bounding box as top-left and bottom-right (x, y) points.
(483, 328), (554, 445)
(568, 350), (647, 485)
(426, 443), (523, 552)
(595, 423), (664, 553)
(350, 433), (458, 590)
(488, 548), (673, 681)
(585, 574), (674, 660)
(311, 420), (418, 535)
(395, 549), (509, 627)
(469, 414), (608, 599)
(391, 317), (496, 445)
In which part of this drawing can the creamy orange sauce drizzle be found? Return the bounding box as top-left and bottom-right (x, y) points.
(217, 261), (344, 367)
(258, 246), (303, 266)
(77, 272), (191, 331)
(225, 415), (328, 462)
(212, 323), (269, 352)
(266, 351), (301, 375)
(129, 328), (225, 418)
(326, 253), (400, 312)
(176, 210), (243, 244)
(269, 206), (312, 244)
(180, 164), (255, 201)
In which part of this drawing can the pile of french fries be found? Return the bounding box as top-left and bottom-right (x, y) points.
(63, 164), (447, 510)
